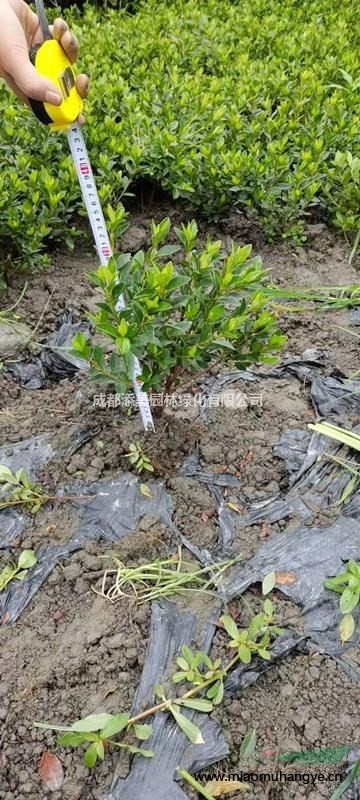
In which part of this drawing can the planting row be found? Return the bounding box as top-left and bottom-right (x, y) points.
(1, 0), (360, 268)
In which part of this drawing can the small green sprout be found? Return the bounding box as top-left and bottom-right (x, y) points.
(0, 464), (91, 515)
(220, 597), (283, 665)
(124, 442), (154, 474)
(325, 560), (360, 643)
(0, 465), (48, 514)
(0, 549), (37, 592)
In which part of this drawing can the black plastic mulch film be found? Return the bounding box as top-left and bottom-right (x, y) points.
(1, 343), (360, 798)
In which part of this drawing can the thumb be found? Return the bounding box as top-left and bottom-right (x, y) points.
(5, 46), (62, 105)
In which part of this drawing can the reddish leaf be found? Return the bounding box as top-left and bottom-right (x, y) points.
(38, 753), (64, 791)
(275, 571), (297, 586)
(2, 611), (11, 625)
(201, 512), (209, 523)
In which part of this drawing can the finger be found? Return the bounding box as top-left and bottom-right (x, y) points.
(53, 19), (79, 64)
(0, 2), (62, 103)
(59, 30), (79, 64)
(52, 18), (69, 40)
(2, 71), (30, 106)
(78, 113), (86, 125)
(2, 44), (62, 104)
(76, 73), (89, 99)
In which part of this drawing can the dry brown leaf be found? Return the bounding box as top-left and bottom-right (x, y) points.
(275, 571), (297, 585)
(38, 753), (64, 791)
(204, 779), (250, 796)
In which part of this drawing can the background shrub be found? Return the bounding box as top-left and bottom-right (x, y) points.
(0, 0), (359, 266)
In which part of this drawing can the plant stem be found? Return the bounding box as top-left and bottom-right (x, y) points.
(0, 493), (92, 511)
(127, 655), (238, 726)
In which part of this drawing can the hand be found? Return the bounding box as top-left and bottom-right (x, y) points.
(0, 0), (88, 118)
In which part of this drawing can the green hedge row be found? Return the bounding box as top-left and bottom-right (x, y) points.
(1, 0), (359, 267)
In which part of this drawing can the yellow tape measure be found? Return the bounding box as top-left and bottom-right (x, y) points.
(28, 0), (154, 431)
(29, 0), (83, 131)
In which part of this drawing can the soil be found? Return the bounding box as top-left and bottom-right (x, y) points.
(0, 200), (359, 800)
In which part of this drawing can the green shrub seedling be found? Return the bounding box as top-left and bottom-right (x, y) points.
(71, 219), (285, 405)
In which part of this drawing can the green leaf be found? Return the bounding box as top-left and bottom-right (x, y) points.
(72, 331), (89, 354)
(178, 769), (216, 800)
(262, 571), (276, 596)
(15, 468), (28, 485)
(72, 714), (114, 733)
(325, 574), (348, 590)
(84, 742), (98, 768)
(0, 564), (16, 591)
(132, 724), (152, 741)
(208, 680), (224, 706)
(339, 613), (355, 643)
(96, 740), (105, 760)
(263, 598), (273, 617)
(170, 705), (204, 745)
(180, 698), (213, 713)
(15, 570), (29, 581)
(258, 648), (271, 660)
(116, 336), (131, 355)
(154, 684), (165, 700)
(33, 722), (74, 733)
(176, 657), (189, 671)
(18, 549), (37, 570)
(58, 732), (94, 747)
(123, 745), (154, 758)
(238, 645), (251, 664)
(337, 474), (358, 505)
(172, 671), (188, 684)
(247, 614), (266, 639)
(0, 466), (17, 484)
(151, 218), (171, 246)
(329, 760), (360, 800)
(140, 483), (153, 498)
(214, 681), (224, 706)
(100, 713), (130, 739)
(339, 587), (359, 614)
(118, 318), (128, 337)
(240, 728), (256, 759)
(220, 614), (240, 642)
(158, 245), (181, 257)
(181, 645), (194, 664)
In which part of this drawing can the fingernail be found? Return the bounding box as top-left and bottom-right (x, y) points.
(45, 90), (62, 106)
